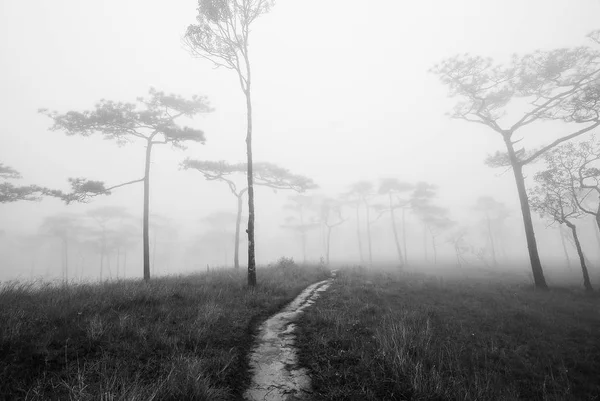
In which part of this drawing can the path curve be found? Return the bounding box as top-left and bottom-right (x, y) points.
(244, 271), (337, 401)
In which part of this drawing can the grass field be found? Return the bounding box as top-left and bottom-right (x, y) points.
(0, 264), (329, 401)
(296, 266), (600, 401)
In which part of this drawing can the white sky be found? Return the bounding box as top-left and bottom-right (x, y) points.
(1, 0), (599, 278)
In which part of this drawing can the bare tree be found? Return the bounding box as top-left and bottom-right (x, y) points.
(531, 169), (594, 292)
(182, 160), (316, 268)
(184, 0), (275, 287)
(431, 32), (600, 289)
(41, 88), (210, 281)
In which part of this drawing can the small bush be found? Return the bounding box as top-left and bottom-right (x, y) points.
(275, 256), (296, 269)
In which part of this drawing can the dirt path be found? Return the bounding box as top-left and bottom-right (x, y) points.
(244, 271), (336, 401)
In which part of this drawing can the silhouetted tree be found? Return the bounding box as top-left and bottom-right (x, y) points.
(378, 178), (414, 267)
(87, 207), (134, 280)
(182, 160), (316, 268)
(541, 138), (600, 236)
(283, 194), (320, 263)
(319, 198), (346, 265)
(447, 227), (470, 268)
(39, 213), (84, 283)
(473, 196), (510, 267)
(184, 0), (275, 287)
(531, 169), (594, 292)
(347, 181), (377, 266)
(41, 88), (210, 281)
(411, 182), (439, 263)
(431, 31), (600, 289)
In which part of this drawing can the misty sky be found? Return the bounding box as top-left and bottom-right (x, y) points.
(1, 0), (599, 279)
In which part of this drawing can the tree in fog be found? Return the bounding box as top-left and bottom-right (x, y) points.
(473, 196), (510, 267)
(282, 194), (321, 264)
(41, 88), (210, 281)
(558, 225), (573, 270)
(39, 213), (83, 283)
(530, 169), (594, 292)
(0, 162), (61, 203)
(346, 181), (378, 266)
(149, 214), (180, 276)
(541, 138), (600, 236)
(86, 207), (135, 280)
(431, 31), (600, 289)
(447, 227), (470, 268)
(184, 0), (275, 287)
(182, 160), (316, 268)
(201, 211), (239, 266)
(377, 178), (414, 267)
(319, 198), (346, 265)
(413, 203), (454, 265)
(410, 182), (439, 263)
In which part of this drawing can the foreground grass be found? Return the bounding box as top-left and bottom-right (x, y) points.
(0, 265), (329, 400)
(297, 267), (600, 400)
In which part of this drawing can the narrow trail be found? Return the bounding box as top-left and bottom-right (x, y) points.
(244, 271), (337, 401)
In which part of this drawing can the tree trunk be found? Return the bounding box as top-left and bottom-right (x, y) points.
(100, 252), (104, 281)
(559, 226), (572, 269)
(123, 252), (127, 279)
(504, 138), (548, 289)
(234, 192), (244, 269)
(486, 214), (498, 267)
(143, 141), (152, 281)
(389, 194), (404, 268)
(245, 90), (256, 287)
(356, 202), (364, 264)
(565, 221), (594, 292)
(364, 198), (373, 267)
(402, 207), (408, 265)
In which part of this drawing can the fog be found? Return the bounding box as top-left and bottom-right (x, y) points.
(1, 0), (599, 282)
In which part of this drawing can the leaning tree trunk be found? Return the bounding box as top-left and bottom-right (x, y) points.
(565, 220), (594, 292)
(504, 138), (548, 289)
(559, 226), (572, 270)
(389, 194), (404, 268)
(142, 140), (153, 281)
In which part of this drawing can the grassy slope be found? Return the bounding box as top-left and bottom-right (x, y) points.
(296, 267), (600, 401)
(0, 265), (329, 401)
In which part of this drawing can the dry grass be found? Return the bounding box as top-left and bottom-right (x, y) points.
(0, 264), (329, 400)
(296, 266), (600, 400)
